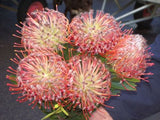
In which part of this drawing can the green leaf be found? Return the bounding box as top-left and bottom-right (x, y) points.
(126, 78), (140, 83)
(7, 74), (17, 85)
(9, 74), (16, 78)
(111, 77), (122, 82)
(10, 80), (17, 85)
(111, 82), (126, 90)
(66, 109), (85, 120)
(99, 56), (107, 63)
(122, 82), (137, 91)
(109, 68), (116, 73)
(111, 89), (120, 95)
(111, 81), (137, 91)
(58, 43), (80, 61)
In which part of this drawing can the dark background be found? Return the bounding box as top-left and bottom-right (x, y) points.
(0, 0), (160, 120)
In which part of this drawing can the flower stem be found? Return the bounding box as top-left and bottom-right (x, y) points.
(41, 105), (69, 120)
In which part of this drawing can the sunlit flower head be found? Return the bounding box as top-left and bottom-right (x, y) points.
(68, 10), (122, 55)
(7, 50), (69, 109)
(19, 8), (69, 51)
(107, 34), (153, 80)
(68, 55), (111, 116)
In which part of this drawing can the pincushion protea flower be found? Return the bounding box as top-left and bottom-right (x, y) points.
(7, 50), (69, 109)
(107, 34), (153, 84)
(6, 8), (154, 120)
(68, 10), (122, 55)
(67, 55), (111, 118)
(14, 8), (69, 52)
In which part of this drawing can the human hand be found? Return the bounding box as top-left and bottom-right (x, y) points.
(89, 107), (113, 120)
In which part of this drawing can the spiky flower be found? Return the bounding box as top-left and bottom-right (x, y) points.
(68, 10), (122, 55)
(18, 8), (69, 51)
(107, 34), (153, 80)
(7, 50), (69, 109)
(68, 55), (111, 116)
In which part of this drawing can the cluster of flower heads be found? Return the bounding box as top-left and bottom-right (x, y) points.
(7, 8), (153, 119)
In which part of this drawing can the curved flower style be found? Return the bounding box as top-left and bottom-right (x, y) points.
(68, 10), (122, 55)
(19, 8), (69, 51)
(68, 55), (111, 116)
(107, 34), (153, 80)
(7, 51), (69, 109)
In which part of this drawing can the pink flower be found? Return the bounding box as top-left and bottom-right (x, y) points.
(16, 8), (69, 52)
(68, 10), (122, 55)
(68, 55), (111, 117)
(7, 50), (69, 109)
(107, 34), (153, 80)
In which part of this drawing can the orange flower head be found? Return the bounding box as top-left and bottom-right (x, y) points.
(21, 8), (69, 51)
(68, 55), (111, 116)
(107, 34), (153, 79)
(68, 10), (122, 55)
(7, 51), (69, 109)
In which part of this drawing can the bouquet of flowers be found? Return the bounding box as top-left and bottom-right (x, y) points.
(6, 8), (153, 120)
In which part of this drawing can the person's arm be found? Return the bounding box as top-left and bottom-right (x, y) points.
(89, 107), (113, 120)
(90, 34), (160, 120)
